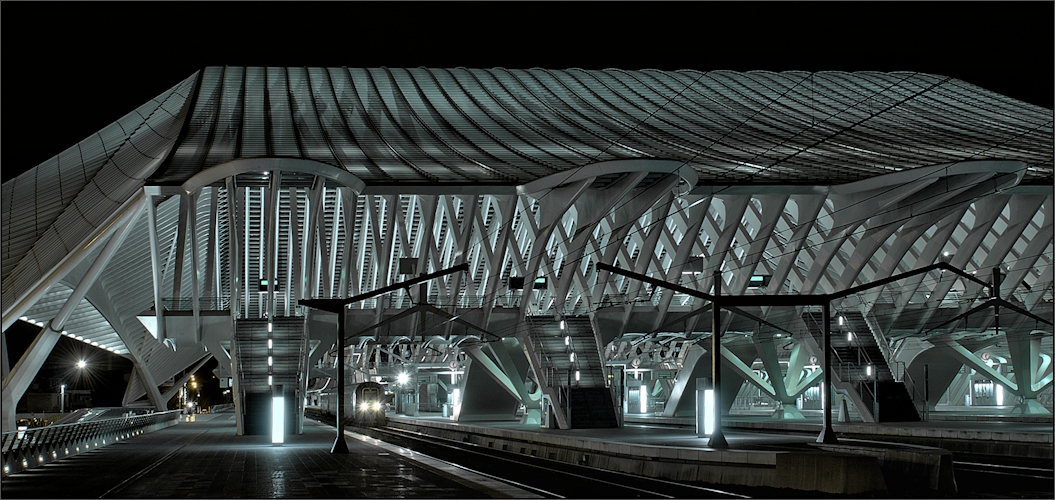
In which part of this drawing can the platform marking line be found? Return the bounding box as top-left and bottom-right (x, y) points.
(377, 427), (684, 499)
(338, 427), (548, 498)
(387, 425), (753, 499)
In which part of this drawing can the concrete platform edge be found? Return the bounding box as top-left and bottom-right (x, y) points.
(387, 416), (907, 495)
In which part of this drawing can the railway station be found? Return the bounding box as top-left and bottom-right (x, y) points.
(2, 66), (1052, 497)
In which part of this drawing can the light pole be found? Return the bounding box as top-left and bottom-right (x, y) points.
(71, 359), (87, 412)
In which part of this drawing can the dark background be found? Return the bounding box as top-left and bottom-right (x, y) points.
(2, 1), (1053, 184)
(2, 1), (1052, 407)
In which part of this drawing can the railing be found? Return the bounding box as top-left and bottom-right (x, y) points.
(162, 296), (231, 311)
(859, 378), (879, 420)
(2, 410), (181, 476)
(862, 309), (895, 366)
(608, 365), (624, 427)
(209, 403), (235, 413)
(895, 361), (927, 419)
(338, 294), (520, 310)
(847, 329), (880, 380)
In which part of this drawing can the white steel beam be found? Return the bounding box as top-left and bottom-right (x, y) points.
(225, 178), (243, 319)
(2, 191), (149, 332)
(187, 191), (203, 342)
(1, 201), (143, 431)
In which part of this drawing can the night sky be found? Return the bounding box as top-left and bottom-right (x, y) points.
(2, 1), (1053, 406)
(2, 1), (1052, 184)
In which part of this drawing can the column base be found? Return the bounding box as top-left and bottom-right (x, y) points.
(1010, 399), (1050, 415)
(772, 405), (806, 420)
(520, 407), (542, 425)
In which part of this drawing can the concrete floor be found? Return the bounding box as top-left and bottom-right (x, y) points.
(1, 413), (509, 499)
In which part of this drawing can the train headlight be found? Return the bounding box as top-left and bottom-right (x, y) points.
(360, 403), (369, 412)
(371, 401), (381, 411)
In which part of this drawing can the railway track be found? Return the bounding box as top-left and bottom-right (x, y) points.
(952, 456), (1054, 497)
(309, 411), (1055, 498)
(307, 411), (750, 498)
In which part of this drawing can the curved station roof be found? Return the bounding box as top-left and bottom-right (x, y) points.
(2, 67), (1052, 413)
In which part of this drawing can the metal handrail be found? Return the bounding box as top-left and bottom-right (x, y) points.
(2, 410), (181, 476)
(162, 296), (231, 311)
(847, 329), (878, 380)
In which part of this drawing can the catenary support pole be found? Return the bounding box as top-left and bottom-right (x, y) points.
(817, 301), (838, 443)
(332, 308), (349, 453)
(708, 270), (728, 448)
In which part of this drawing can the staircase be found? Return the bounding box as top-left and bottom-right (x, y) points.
(235, 317), (308, 434)
(525, 315), (618, 428)
(525, 316), (606, 388)
(805, 311), (921, 422)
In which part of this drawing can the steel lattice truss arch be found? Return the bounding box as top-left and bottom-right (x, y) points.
(174, 160), (1051, 334)
(5, 161), (1052, 362)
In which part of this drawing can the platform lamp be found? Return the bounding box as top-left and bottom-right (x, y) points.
(272, 384), (285, 446)
(696, 378), (716, 438)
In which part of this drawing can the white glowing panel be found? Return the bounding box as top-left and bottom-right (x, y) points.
(272, 396), (284, 444)
(640, 385), (647, 413)
(703, 389), (716, 435)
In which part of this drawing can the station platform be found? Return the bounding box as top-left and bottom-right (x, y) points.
(383, 409), (1053, 496)
(4, 409), (1050, 498)
(0, 412), (535, 499)
(627, 410), (1054, 449)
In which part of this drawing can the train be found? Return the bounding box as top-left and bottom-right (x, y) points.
(315, 381), (390, 427)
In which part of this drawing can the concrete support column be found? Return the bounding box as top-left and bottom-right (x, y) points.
(132, 359), (168, 410)
(145, 189), (168, 341)
(186, 191), (203, 343)
(231, 328), (245, 435)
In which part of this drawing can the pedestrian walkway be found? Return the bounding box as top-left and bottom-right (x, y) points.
(0, 413), (529, 498)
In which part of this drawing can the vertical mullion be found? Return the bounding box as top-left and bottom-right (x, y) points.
(327, 188), (343, 298)
(288, 186), (300, 315)
(204, 188), (219, 301)
(226, 179), (242, 319)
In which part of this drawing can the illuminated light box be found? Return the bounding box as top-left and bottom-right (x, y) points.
(272, 385), (284, 445)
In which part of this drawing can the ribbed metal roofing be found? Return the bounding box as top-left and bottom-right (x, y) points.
(151, 67), (1053, 187)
